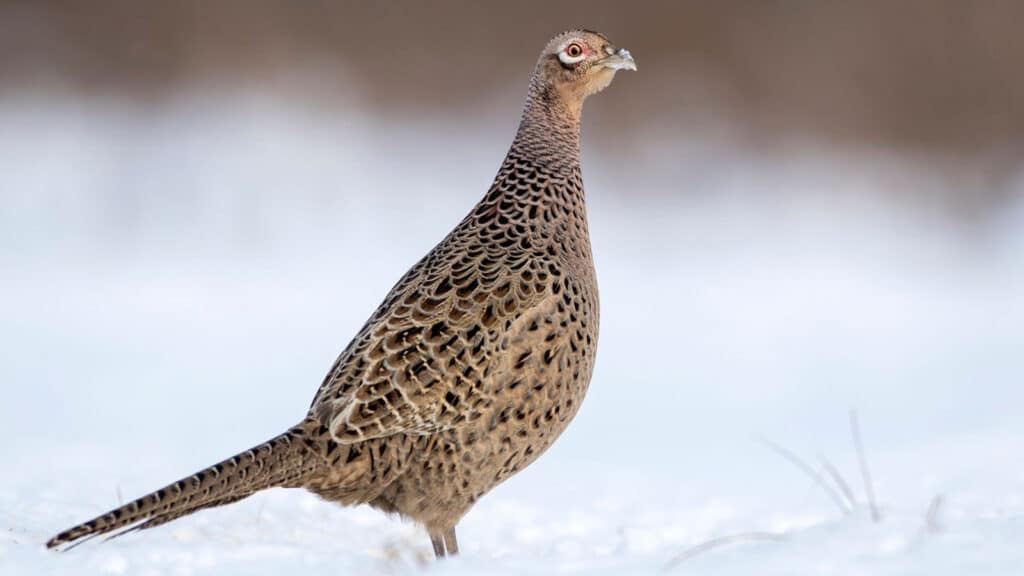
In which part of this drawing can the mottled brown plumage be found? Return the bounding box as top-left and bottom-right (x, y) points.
(47, 29), (635, 558)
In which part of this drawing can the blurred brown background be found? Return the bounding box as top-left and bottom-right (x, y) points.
(2, 0), (1023, 215)
(4, 1), (1023, 146)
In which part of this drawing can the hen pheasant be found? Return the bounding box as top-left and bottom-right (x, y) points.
(48, 29), (635, 558)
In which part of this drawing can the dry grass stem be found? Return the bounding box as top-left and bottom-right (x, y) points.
(664, 531), (787, 571)
(760, 439), (851, 515)
(850, 410), (881, 522)
(818, 454), (858, 509)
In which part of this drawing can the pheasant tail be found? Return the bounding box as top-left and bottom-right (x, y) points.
(46, 420), (324, 550)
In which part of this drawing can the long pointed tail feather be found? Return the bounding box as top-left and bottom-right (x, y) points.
(47, 421), (323, 550)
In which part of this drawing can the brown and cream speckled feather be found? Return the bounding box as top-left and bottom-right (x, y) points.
(48, 29), (634, 557)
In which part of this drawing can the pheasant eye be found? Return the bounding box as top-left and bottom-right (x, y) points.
(558, 42), (587, 65)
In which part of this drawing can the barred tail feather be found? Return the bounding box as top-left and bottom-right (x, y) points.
(47, 421), (322, 550)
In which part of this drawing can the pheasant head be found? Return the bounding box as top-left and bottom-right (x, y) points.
(530, 30), (636, 112)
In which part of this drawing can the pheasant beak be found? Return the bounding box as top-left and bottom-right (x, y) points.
(598, 47), (637, 71)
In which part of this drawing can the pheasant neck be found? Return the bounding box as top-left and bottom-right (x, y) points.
(510, 82), (582, 174)
(470, 80), (590, 261)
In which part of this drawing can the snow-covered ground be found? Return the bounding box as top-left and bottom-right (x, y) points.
(1, 93), (1023, 575)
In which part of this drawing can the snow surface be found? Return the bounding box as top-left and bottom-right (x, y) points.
(1, 92), (1023, 575)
